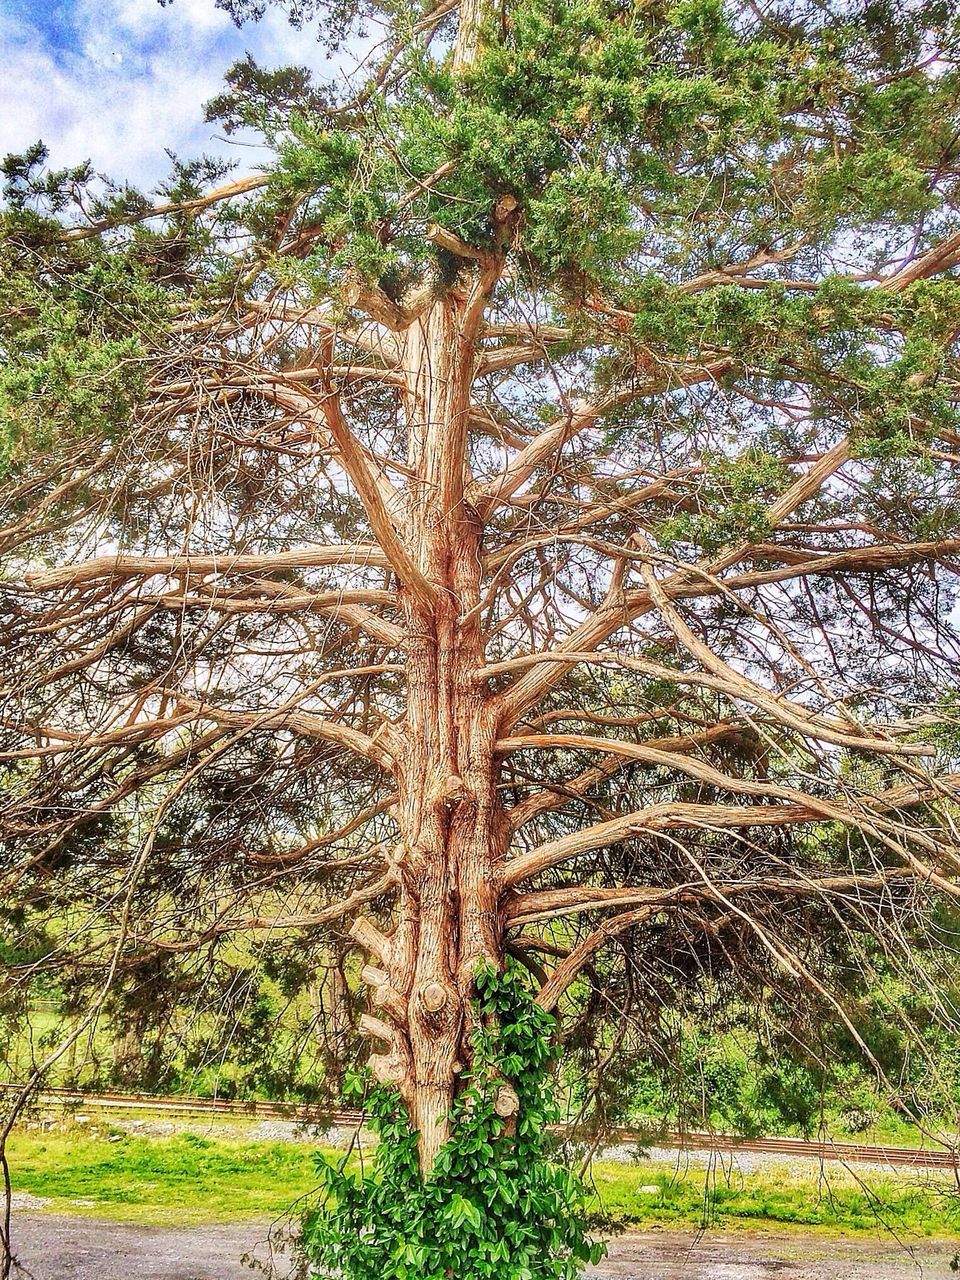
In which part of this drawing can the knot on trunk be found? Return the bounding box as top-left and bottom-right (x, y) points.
(494, 1081), (520, 1135)
(417, 980), (460, 1028)
(428, 772), (469, 808)
(420, 980), (449, 1013)
(494, 1082), (519, 1117)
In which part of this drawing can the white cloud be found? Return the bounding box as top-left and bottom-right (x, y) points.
(107, 0), (231, 38)
(0, 0), (339, 190)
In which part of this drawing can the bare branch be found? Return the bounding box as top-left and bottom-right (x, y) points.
(25, 545), (391, 592)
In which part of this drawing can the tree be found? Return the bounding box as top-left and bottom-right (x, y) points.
(6, 0), (960, 1271)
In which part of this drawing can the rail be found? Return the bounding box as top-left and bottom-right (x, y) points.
(2, 1085), (957, 1170)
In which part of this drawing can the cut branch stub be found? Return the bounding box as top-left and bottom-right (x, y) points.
(493, 193), (519, 228)
(349, 914), (392, 966)
(369, 1051), (406, 1089)
(360, 963), (389, 989)
(373, 982), (408, 1023)
(426, 223), (490, 262)
(361, 962), (407, 1021)
(359, 1012), (395, 1044)
(494, 1082), (520, 1121)
(420, 981), (449, 1013)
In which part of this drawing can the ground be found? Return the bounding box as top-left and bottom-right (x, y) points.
(9, 1214), (959, 1279)
(7, 1110), (960, 1277)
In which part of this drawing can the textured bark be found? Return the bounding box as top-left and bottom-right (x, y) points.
(355, 294), (508, 1172)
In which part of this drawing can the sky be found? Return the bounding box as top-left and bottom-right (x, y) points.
(0, 0), (343, 190)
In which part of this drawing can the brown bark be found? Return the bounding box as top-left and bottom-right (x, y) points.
(353, 294), (508, 1173)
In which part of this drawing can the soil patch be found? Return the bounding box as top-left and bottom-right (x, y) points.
(8, 1214), (958, 1279)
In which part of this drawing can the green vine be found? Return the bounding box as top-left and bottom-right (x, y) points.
(301, 961), (605, 1280)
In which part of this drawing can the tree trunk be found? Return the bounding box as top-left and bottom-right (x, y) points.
(353, 295), (508, 1173)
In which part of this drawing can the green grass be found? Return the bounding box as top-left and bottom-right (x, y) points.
(8, 1124), (960, 1238)
(8, 1129), (326, 1225)
(830, 1113), (951, 1148)
(625, 1107), (950, 1151)
(590, 1158), (960, 1236)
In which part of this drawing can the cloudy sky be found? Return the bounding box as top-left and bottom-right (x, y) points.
(1, 0), (345, 190)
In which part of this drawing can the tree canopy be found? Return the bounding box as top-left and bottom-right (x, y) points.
(5, 0), (960, 1274)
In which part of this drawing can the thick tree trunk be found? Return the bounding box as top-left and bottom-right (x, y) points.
(353, 295), (508, 1173)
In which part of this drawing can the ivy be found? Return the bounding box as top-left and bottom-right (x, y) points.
(301, 962), (605, 1280)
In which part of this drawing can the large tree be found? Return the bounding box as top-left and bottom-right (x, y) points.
(6, 0), (960, 1269)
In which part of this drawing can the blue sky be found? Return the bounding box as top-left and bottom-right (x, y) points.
(0, 0), (342, 189)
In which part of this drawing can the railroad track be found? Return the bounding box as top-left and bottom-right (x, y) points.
(3, 1084), (958, 1170)
(648, 1130), (960, 1171)
(0, 1085), (359, 1125)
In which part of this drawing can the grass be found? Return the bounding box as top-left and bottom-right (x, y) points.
(625, 1108), (951, 1150)
(590, 1157), (960, 1237)
(7, 1128), (326, 1225)
(8, 1122), (960, 1239)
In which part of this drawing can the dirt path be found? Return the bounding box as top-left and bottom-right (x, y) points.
(8, 1214), (958, 1279)
(593, 1231), (956, 1277)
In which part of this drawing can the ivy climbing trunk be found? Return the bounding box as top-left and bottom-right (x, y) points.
(352, 293), (510, 1173)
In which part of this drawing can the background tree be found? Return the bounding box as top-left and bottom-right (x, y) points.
(6, 0), (960, 1272)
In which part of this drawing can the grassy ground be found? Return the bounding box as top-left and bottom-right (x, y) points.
(8, 1129), (320, 1225)
(7, 1123), (960, 1237)
(591, 1159), (960, 1236)
(624, 1109), (951, 1150)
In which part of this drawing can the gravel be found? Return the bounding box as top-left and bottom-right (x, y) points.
(8, 1216), (958, 1280)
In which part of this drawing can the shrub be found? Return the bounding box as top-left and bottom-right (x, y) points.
(301, 963), (605, 1280)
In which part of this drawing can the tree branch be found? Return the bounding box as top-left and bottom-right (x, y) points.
(504, 769), (959, 887)
(533, 868), (923, 1010)
(277, 384), (437, 609)
(25, 545), (391, 592)
(176, 694), (396, 769)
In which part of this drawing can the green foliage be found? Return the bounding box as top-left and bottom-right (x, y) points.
(240, 0), (960, 316)
(242, 0), (806, 291)
(0, 147), (173, 476)
(302, 963), (605, 1280)
(566, 904), (960, 1147)
(658, 446), (789, 553)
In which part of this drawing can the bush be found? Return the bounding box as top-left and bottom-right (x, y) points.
(301, 962), (605, 1280)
